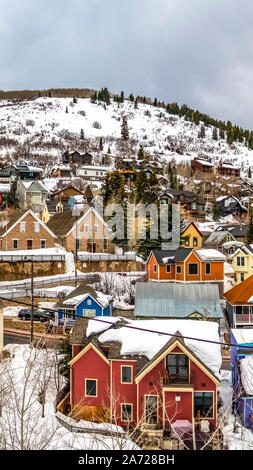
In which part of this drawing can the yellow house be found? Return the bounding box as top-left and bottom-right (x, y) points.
(180, 221), (203, 249)
(232, 245), (253, 284)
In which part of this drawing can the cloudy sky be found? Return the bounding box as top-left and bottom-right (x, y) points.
(1, 0), (253, 128)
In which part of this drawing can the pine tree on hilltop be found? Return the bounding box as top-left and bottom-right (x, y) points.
(80, 128), (85, 140)
(121, 116), (129, 140)
(198, 125), (205, 138)
(154, 98), (157, 107)
(91, 91), (97, 103)
(120, 91), (124, 103)
(212, 127), (218, 140)
(129, 93), (134, 102)
(219, 128), (225, 139)
(248, 167), (252, 178)
(134, 97), (138, 109)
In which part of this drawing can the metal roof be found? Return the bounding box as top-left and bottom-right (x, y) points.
(134, 282), (222, 318)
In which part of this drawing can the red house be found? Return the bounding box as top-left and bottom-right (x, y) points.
(65, 318), (221, 437)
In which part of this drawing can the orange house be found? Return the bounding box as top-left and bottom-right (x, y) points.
(147, 248), (225, 286)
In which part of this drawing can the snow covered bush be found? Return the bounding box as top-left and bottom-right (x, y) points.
(78, 110), (86, 117)
(93, 121), (102, 129)
(26, 119), (35, 127)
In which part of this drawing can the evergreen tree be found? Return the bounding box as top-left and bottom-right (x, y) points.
(212, 202), (222, 221)
(91, 91), (97, 103)
(154, 97), (158, 107)
(219, 128), (225, 139)
(134, 97), (138, 109)
(129, 93), (134, 102)
(73, 96), (77, 104)
(65, 106), (68, 114)
(99, 137), (103, 151)
(212, 127), (218, 140)
(138, 145), (145, 160)
(121, 116), (129, 140)
(80, 128), (85, 140)
(247, 212), (253, 243)
(120, 91), (124, 103)
(102, 172), (125, 205)
(97, 87), (110, 105)
(6, 180), (19, 208)
(108, 146), (111, 154)
(227, 129), (234, 145)
(248, 167), (252, 178)
(58, 336), (72, 380)
(198, 125), (206, 138)
(48, 90), (51, 98)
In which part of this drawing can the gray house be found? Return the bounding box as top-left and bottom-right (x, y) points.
(134, 282), (222, 322)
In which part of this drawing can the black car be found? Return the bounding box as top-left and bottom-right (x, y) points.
(18, 308), (53, 322)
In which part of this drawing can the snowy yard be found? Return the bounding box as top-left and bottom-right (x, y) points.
(0, 344), (138, 450)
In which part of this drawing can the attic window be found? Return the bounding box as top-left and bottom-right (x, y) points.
(193, 237), (198, 246)
(87, 299), (92, 305)
(20, 222), (26, 232)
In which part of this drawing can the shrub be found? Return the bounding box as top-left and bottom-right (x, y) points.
(92, 121), (102, 129)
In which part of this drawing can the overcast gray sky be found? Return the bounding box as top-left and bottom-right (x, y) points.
(1, 0), (253, 128)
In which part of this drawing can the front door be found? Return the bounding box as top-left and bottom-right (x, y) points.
(145, 395), (158, 424)
(27, 239), (33, 250)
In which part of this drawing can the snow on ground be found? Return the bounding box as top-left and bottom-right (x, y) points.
(0, 344), (138, 450)
(0, 97), (252, 174)
(3, 306), (24, 317)
(219, 369), (253, 450)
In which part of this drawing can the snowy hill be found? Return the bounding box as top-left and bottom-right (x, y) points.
(0, 96), (252, 174)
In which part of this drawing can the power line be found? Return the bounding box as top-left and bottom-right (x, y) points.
(1, 294), (253, 351)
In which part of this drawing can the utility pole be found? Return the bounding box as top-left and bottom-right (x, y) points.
(30, 259), (34, 344)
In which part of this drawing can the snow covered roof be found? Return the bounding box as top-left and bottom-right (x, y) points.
(87, 318), (222, 378)
(231, 329), (253, 345)
(195, 249), (226, 261)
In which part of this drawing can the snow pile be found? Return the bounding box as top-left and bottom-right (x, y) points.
(98, 319), (222, 378)
(65, 252), (75, 273)
(240, 355), (253, 395)
(224, 262), (235, 275)
(3, 306), (23, 317)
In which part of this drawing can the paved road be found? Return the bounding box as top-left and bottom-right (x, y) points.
(4, 332), (30, 345)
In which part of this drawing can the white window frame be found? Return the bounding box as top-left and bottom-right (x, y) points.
(237, 256), (245, 267)
(20, 222), (26, 232)
(82, 309), (96, 318)
(166, 264), (171, 273)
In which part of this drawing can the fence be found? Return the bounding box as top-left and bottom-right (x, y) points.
(55, 411), (126, 437)
(0, 254), (65, 262)
(78, 253), (137, 262)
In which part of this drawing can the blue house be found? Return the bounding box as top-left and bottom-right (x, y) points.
(56, 285), (113, 325)
(231, 329), (253, 430)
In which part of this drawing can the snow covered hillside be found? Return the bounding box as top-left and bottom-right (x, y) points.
(0, 96), (253, 174)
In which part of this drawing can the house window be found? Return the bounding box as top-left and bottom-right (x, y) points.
(85, 379), (97, 397)
(20, 222), (26, 232)
(185, 236), (190, 246)
(34, 222), (40, 233)
(82, 309), (96, 318)
(192, 203), (197, 210)
(145, 396), (158, 424)
(166, 354), (189, 383)
(193, 237), (198, 247)
(194, 392), (213, 418)
(205, 263), (211, 275)
(13, 239), (18, 249)
(104, 239), (108, 250)
(176, 265), (181, 274)
(121, 404), (133, 422)
(154, 264), (157, 273)
(121, 366), (132, 384)
(94, 225), (98, 233)
(188, 263), (198, 275)
(85, 224), (89, 233)
(237, 256), (245, 266)
(240, 273), (244, 282)
(40, 240), (46, 249)
(166, 264), (171, 273)
(87, 299), (92, 305)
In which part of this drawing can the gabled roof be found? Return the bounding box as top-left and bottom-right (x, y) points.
(151, 248), (193, 264)
(204, 230), (236, 245)
(56, 284), (111, 309)
(135, 331), (220, 385)
(0, 209), (57, 238)
(224, 274), (253, 305)
(181, 220), (203, 237)
(46, 210), (83, 237)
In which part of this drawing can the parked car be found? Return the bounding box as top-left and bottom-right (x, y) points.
(18, 308), (53, 322)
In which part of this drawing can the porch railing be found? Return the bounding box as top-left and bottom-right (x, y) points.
(236, 314), (253, 325)
(162, 372), (194, 386)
